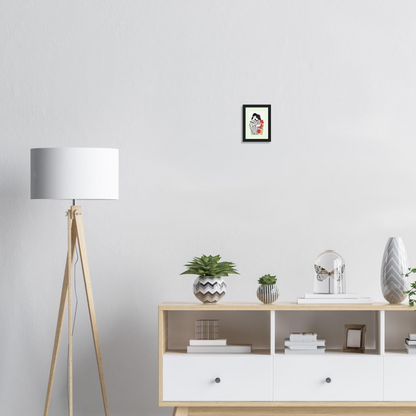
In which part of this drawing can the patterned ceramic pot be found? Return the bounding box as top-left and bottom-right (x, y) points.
(381, 237), (409, 304)
(257, 284), (279, 304)
(193, 276), (226, 304)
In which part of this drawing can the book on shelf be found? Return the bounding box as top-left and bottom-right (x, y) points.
(304, 293), (359, 299)
(284, 346), (325, 354)
(297, 297), (372, 304)
(189, 339), (227, 346)
(408, 334), (416, 341)
(287, 345), (318, 350)
(405, 342), (416, 348)
(284, 339), (325, 348)
(405, 344), (416, 354)
(405, 338), (416, 346)
(187, 344), (252, 354)
(289, 332), (317, 342)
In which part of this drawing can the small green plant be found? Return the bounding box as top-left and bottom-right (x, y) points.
(180, 255), (239, 277)
(404, 268), (416, 308)
(258, 274), (277, 285)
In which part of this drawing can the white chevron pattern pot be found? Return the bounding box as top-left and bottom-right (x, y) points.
(193, 276), (226, 304)
(381, 237), (409, 304)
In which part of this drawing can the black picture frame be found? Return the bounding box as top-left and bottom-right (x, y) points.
(242, 104), (271, 142)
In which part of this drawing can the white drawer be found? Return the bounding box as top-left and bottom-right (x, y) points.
(384, 354), (416, 401)
(274, 354), (383, 401)
(163, 353), (272, 401)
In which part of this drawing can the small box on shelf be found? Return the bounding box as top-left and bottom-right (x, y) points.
(195, 319), (219, 340)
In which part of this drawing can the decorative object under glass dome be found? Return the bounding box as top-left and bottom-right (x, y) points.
(314, 250), (346, 294)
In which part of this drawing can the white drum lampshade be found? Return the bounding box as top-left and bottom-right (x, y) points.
(31, 148), (119, 200)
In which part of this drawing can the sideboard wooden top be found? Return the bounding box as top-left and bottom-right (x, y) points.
(159, 302), (415, 311)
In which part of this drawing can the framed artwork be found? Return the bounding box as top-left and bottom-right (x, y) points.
(343, 324), (366, 353)
(242, 105), (271, 142)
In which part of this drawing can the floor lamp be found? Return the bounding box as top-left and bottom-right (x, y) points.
(31, 148), (119, 416)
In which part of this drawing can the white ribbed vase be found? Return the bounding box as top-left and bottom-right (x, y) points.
(257, 284), (279, 304)
(193, 276), (226, 304)
(381, 237), (409, 304)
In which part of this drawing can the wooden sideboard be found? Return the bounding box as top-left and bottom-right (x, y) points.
(159, 302), (416, 416)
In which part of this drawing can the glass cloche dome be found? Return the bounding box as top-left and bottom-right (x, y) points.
(314, 250), (346, 294)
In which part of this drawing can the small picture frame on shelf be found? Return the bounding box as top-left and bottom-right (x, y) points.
(343, 324), (366, 353)
(242, 105), (271, 142)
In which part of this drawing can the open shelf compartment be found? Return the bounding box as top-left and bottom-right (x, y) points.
(166, 310), (271, 355)
(385, 310), (416, 355)
(274, 310), (382, 355)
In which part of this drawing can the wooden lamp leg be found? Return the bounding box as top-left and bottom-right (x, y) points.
(44, 206), (110, 416)
(68, 212), (73, 416)
(44, 218), (77, 416)
(74, 207), (110, 416)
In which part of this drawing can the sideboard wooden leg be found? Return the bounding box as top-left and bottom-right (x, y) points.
(173, 407), (189, 416)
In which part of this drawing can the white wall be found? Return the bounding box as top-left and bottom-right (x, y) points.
(2, 0), (416, 414)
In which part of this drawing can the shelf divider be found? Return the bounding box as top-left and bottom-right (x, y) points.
(270, 311), (275, 356)
(376, 310), (385, 355)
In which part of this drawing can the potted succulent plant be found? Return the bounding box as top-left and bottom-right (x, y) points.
(257, 274), (279, 304)
(181, 255), (239, 304)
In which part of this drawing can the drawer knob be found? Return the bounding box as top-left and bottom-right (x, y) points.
(215, 378), (221, 384)
(326, 377), (332, 384)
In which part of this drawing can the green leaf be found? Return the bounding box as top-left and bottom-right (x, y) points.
(180, 254), (239, 277)
(258, 274), (277, 285)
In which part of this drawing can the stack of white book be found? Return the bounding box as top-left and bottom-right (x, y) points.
(298, 293), (372, 304)
(405, 334), (416, 354)
(284, 332), (325, 354)
(187, 339), (252, 354)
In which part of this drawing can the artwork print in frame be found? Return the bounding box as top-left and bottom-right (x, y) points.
(243, 104), (271, 142)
